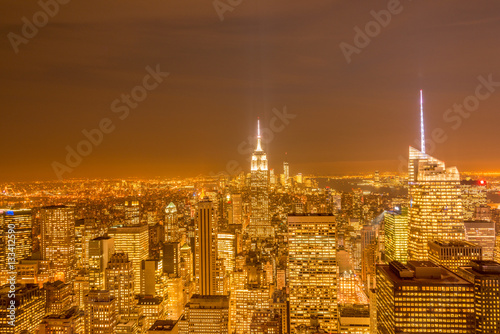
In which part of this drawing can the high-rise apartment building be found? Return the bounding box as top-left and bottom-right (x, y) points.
(41, 205), (76, 282)
(428, 239), (482, 273)
(376, 261), (475, 334)
(108, 224), (149, 294)
(384, 208), (408, 263)
(288, 213), (338, 333)
(249, 120), (272, 238)
(458, 260), (500, 334)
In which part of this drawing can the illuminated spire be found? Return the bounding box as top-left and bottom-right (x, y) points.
(255, 118), (263, 152)
(420, 89), (425, 154)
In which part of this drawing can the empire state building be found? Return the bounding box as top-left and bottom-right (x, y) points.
(249, 119), (272, 238)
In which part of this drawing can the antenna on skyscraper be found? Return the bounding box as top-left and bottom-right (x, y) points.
(420, 89), (425, 154)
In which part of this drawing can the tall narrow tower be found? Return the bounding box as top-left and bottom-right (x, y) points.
(249, 119), (272, 238)
(407, 91), (464, 261)
(198, 197), (216, 295)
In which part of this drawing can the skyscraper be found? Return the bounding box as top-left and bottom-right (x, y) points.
(464, 220), (496, 260)
(458, 260), (500, 334)
(197, 198), (216, 295)
(407, 93), (464, 261)
(85, 290), (117, 334)
(179, 295), (230, 334)
(376, 261), (475, 334)
(108, 224), (149, 294)
(0, 284), (46, 333)
(0, 209), (32, 271)
(384, 208), (408, 263)
(165, 202), (178, 242)
(428, 239), (482, 273)
(288, 213), (338, 333)
(41, 205), (76, 282)
(88, 235), (115, 290)
(106, 252), (135, 316)
(124, 199), (140, 226)
(249, 119), (272, 238)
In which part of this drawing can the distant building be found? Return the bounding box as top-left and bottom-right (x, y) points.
(165, 202), (179, 242)
(41, 205), (76, 282)
(124, 199), (140, 226)
(376, 261), (475, 334)
(197, 198), (216, 295)
(249, 119), (272, 238)
(106, 252), (135, 315)
(108, 224), (149, 294)
(428, 239), (482, 273)
(464, 220), (496, 260)
(88, 235), (115, 290)
(384, 208), (408, 263)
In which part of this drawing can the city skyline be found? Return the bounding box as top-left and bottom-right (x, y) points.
(2, 1), (500, 181)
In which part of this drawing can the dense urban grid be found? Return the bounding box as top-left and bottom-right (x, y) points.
(1, 117), (500, 334)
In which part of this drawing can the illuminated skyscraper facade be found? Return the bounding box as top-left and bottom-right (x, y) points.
(85, 290), (117, 334)
(165, 202), (179, 242)
(88, 235), (115, 290)
(288, 214), (338, 333)
(108, 224), (149, 294)
(41, 205), (76, 282)
(249, 120), (272, 238)
(124, 199), (140, 226)
(197, 198), (216, 295)
(464, 220), (496, 260)
(0, 209), (32, 272)
(376, 261), (475, 334)
(105, 252), (135, 316)
(384, 208), (408, 263)
(428, 239), (482, 273)
(0, 283), (46, 333)
(179, 295), (230, 334)
(458, 260), (500, 334)
(407, 147), (464, 261)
